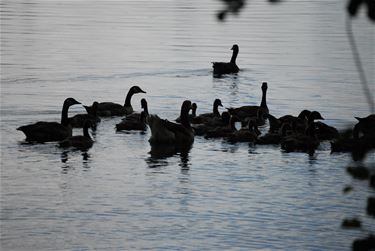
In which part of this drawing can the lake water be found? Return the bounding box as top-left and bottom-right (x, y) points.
(1, 0), (374, 250)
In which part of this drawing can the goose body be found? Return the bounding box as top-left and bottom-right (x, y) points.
(17, 98), (80, 143)
(116, 112), (147, 131)
(205, 115), (237, 139)
(353, 114), (375, 138)
(213, 44), (239, 75)
(123, 98), (149, 122)
(148, 100), (194, 145)
(191, 99), (223, 124)
(59, 121), (93, 149)
(281, 125), (320, 154)
(84, 86), (146, 117)
(228, 119), (260, 143)
(227, 82), (269, 125)
(69, 101), (101, 128)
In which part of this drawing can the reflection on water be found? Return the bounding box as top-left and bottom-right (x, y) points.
(146, 143), (192, 170)
(1, 0), (374, 250)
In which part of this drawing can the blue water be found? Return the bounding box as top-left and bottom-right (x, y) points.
(1, 0), (374, 250)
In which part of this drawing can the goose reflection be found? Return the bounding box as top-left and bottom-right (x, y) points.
(60, 150), (91, 172)
(146, 143), (192, 169)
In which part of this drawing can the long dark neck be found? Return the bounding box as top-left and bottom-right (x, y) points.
(180, 108), (191, 128)
(213, 104), (220, 117)
(83, 124), (91, 138)
(61, 104), (70, 126)
(229, 117), (236, 130)
(143, 103), (149, 116)
(230, 50), (238, 64)
(192, 107), (197, 117)
(260, 88), (267, 110)
(124, 90), (134, 107)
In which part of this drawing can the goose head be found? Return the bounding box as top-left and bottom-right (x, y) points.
(231, 44), (239, 52)
(309, 111), (324, 121)
(130, 85), (146, 94)
(191, 103), (197, 116)
(64, 97), (81, 107)
(261, 82), (268, 91)
(214, 99), (223, 108)
(298, 110), (312, 120)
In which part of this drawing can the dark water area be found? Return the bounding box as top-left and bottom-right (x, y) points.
(1, 0), (374, 250)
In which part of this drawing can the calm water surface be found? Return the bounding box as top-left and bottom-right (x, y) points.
(1, 0), (374, 250)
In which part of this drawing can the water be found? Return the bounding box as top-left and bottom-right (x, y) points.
(1, 0), (374, 250)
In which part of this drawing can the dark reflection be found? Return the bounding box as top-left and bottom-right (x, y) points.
(145, 143), (192, 169)
(60, 149), (91, 172)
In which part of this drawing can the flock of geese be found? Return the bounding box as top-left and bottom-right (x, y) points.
(17, 45), (375, 158)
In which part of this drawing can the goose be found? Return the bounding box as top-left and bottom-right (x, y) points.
(315, 121), (339, 140)
(191, 99), (223, 124)
(69, 101), (101, 128)
(17, 98), (81, 143)
(123, 98), (149, 122)
(116, 111), (147, 131)
(59, 120), (94, 150)
(84, 85), (146, 117)
(257, 122), (293, 145)
(228, 118), (260, 143)
(204, 115), (238, 139)
(281, 124), (320, 155)
(148, 100), (194, 145)
(277, 109), (311, 132)
(193, 111), (231, 136)
(176, 102), (197, 123)
(353, 114), (375, 138)
(212, 44), (240, 75)
(227, 82), (269, 125)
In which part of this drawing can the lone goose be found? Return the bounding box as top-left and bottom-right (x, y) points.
(227, 82), (269, 124)
(59, 120), (94, 150)
(17, 98), (81, 143)
(148, 100), (194, 145)
(213, 44), (240, 75)
(116, 111), (147, 131)
(69, 101), (101, 128)
(191, 99), (223, 124)
(84, 85), (146, 117)
(176, 102), (197, 123)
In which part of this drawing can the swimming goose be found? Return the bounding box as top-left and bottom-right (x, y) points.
(315, 121), (339, 140)
(277, 110), (311, 132)
(148, 100), (194, 145)
(193, 111), (231, 136)
(84, 85), (146, 117)
(228, 119), (260, 143)
(59, 120), (94, 150)
(257, 122), (293, 145)
(123, 98), (149, 122)
(116, 111), (147, 131)
(212, 44), (240, 75)
(176, 103), (197, 123)
(191, 99), (223, 124)
(227, 82), (269, 125)
(353, 114), (375, 138)
(17, 98), (81, 143)
(205, 115), (238, 139)
(69, 101), (101, 128)
(281, 124), (320, 155)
